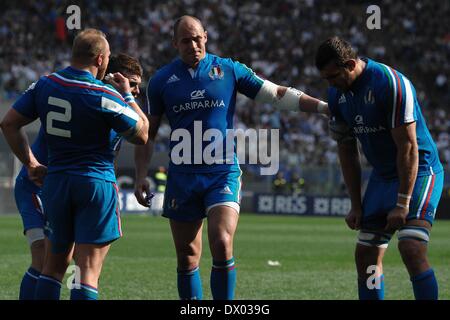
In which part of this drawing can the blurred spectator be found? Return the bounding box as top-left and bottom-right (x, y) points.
(273, 172), (288, 194)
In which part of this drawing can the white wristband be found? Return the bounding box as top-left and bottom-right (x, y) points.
(317, 101), (328, 114)
(398, 193), (411, 199)
(396, 203), (409, 209)
(123, 93), (135, 104)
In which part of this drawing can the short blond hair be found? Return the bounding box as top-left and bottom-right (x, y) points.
(72, 28), (108, 64)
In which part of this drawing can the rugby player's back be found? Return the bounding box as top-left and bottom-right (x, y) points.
(13, 66), (139, 182)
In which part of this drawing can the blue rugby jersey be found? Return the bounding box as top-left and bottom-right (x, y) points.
(12, 66), (138, 182)
(328, 58), (443, 180)
(146, 52), (264, 173)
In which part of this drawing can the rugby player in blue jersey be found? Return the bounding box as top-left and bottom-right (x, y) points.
(316, 37), (443, 300)
(134, 15), (329, 300)
(8, 52), (143, 300)
(1, 29), (149, 300)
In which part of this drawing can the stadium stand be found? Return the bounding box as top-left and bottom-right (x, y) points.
(0, 0), (449, 192)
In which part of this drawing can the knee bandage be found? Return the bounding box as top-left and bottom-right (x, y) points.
(25, 228), (45, 246)
(397, 226), (430, 243)
(357, 230), (392, 248)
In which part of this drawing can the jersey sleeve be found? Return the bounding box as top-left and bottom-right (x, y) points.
(378, 65), (418, 129)
(231, 60), (264, 99)
(12, 80), (41, 120)
(99, 93), (140, 135)
(146, 75), (165, 116)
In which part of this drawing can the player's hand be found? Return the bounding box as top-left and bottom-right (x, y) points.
(345, 208), (362, 230)
(328, 117), (355, 143)
(385, 206), (409, 232)
(27, 163), (47, 187)
(105, 72), (131, 95)
(134, 177), (152, 207)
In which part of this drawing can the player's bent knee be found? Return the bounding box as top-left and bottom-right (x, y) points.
(26, 228), (45, 246)
(357, 230), (391, 249)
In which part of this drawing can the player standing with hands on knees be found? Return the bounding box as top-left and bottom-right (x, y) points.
(317, 37), (443, 300)
(0, 29), (148, 300)
(134, 15), (328, 300)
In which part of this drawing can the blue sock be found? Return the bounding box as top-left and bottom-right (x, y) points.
(34, 275), (62, 300)
(19, 267), (40, 300)
(358, 275), (384, 300)
(70, 283), (99, 300)
(210, 257), (236, 300)
(177, 266), (203, 300)
(411, 268), (438, 300)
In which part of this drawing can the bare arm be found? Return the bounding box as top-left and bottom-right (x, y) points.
(277, 86), (330, 115)
(391, 122), (418, 200)
(254, 81), (329, 115)
(106, 72), (149, 145)
(121, 101), (149, 145)
(0, 108), (47, 186)
(385, 122), (418, 230)
(134, 115), (162, 206)
(338, 139), (362, 212)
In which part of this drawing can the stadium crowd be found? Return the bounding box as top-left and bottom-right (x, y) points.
(1, 0), (449, 174)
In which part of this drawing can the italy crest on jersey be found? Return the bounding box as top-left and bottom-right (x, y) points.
(209, 64), (224, 80)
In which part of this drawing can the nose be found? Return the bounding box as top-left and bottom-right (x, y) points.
(188, 39), (197, 50)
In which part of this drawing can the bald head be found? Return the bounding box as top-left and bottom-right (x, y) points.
(172, 16), (207, 68)
(71, 28), (110, 79)
(72, 28), (109, 65)
(173, 15), (204, 40)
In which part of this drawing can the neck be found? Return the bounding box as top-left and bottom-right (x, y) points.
(354, 58), (366, 78)
(183, 52), (206, 69)
(71, 62), (98, 78)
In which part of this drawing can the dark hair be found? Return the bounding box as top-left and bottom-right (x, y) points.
(315, 37), (358, 70)
(106, 53), (143, 77)
(173, 15), (204, 39)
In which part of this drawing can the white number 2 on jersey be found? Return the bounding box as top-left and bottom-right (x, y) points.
(47, 97), (72, 138)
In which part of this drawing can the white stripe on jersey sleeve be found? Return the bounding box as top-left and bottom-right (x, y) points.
(101, 96), (140, 122)
(403, 78), (415, 123)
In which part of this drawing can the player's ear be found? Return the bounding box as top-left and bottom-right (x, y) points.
(172, 37), (178, 49)
(95, 53), (103, 67)
(204, 30), (208, 44)
(345, 59), (357, 71)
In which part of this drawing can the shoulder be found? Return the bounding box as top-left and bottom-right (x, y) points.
(151, 59), (180, 83)
(209, 54), (234, 65)
(367, 59), (398, 89)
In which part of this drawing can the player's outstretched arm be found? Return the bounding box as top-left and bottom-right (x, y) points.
(134, 115), (162, 207)
(254, 81), (329, 115)
(0, 108), (47, 186)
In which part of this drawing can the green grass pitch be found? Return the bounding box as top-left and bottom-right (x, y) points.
(1, 213), (449, 300)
